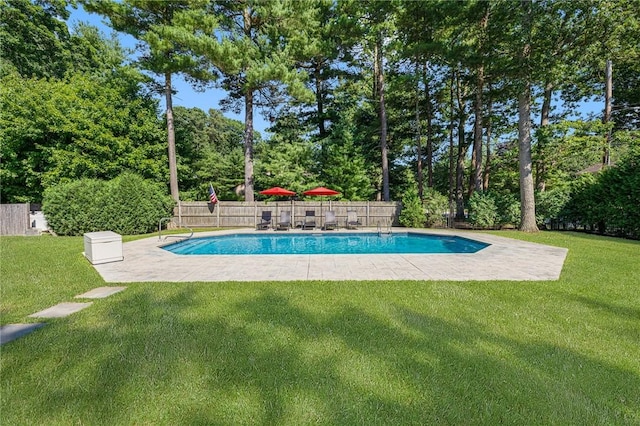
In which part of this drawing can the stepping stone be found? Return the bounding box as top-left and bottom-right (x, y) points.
(75, 286), (126, 299)
(29, 302), (93, 319)
(0, 323), (46, 345)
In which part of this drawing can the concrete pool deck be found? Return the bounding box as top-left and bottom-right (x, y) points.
(91, 229), (568, 282)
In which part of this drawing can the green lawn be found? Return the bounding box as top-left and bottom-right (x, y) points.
(1, 231), (639, 425)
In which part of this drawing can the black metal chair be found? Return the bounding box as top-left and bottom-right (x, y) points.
(303, 210), (316, 230)
(256, 211), (272, 230)
(276, 210), (291, 231)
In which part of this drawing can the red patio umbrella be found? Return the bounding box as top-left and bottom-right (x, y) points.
(303, 186), (341, 228)
(259, 187), (296, 227)
(259, 186), (296, 197)
(303, 187), (340, 197)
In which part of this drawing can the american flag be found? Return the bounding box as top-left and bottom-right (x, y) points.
(208, 184), (218, 204)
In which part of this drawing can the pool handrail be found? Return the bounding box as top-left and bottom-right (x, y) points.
(158, 217), (194, 241)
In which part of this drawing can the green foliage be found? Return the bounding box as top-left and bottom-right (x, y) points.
(173, 107), (246, 201)
(254, 111), (317, 196)
(492, 191), (521, 228)
(101, 173), (175, 235)
(422, 188), (448, 227)
(41, 179), (106, 236)
(320, 119), (374, 201)
(560, 173), (599, 227)
(468, 191), (499, 229)
(0, 0), (71, 78)
(536, 187), (571, 227)
(561, 141), (640, 238)
(0, 71), (165, 203)
(43, 173), (174, 236)
(398, 171), (425, 228)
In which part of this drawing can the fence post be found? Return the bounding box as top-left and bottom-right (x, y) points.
(366, 201), (370, 227)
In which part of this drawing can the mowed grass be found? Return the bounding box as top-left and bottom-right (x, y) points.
(1, 231), (639, 424)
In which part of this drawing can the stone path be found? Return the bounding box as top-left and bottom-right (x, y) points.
(1, 286), (126, 345)
(29, 302), (94, 319)
(0, 323), (46, 345)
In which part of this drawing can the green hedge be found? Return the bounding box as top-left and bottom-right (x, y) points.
(468, 192), (499, 229)
(43, 173), (174, 236)
(560, 143), (639, 238)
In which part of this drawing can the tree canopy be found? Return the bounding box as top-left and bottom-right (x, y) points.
(2, 0), (638, 236)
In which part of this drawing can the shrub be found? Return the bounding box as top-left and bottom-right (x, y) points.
(422, 188), (448, 227)
(560, 141), (639, 238)
(43, 173), (174, 236)
(399, 175), (425, 228)
(101, 173), (175, 235)
(536, 187), (570, 227)
(42, 179), (107, 236)
(493, 192), (521, 228)
(468, 191), (498, 229)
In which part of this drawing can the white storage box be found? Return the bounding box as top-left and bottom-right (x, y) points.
(83, 231), (123, 264)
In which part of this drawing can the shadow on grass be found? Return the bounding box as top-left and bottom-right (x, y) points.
(2, 284), (639, 424)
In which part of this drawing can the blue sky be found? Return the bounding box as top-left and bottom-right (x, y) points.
(67, 4), (271, 135)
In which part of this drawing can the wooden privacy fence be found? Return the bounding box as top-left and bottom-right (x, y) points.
(174, 201), (401, 229)
(1, 203), (30, 235)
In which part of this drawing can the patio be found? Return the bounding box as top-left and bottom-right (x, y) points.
(91, 229), (568, 282)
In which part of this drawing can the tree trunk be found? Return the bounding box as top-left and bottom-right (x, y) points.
(483, 90), (492, 191)
(455, 68), (468, 221)
(244, 89), (255, 202)
(536, 81), (553, 192)
(518, 83), (538, 232)
(603, 59), (612, 166)
(471, 5), (489, 195)
(472, 63), (484, 193)
(315, 64), (326, 138)
(242, 6), (254, 202)
(424, 62), (434, 188)
(456, 114), (467, 221)
(165, 71), (179, 202)
(518, 0), (538, 233)
(415, 64), (423, 200)
(375, 40), (390, 201)
(448, 70), (455, 225)
(540, 81), (552, 126)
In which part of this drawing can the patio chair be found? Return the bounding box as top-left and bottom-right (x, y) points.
(324, 210), (337, 230)
(346, 210), (360, 229)
(303, 210), (316, 230)
(276, 210), (291, 231)
(256, 210), (272, 230)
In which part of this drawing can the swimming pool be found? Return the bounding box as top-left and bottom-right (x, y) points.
(161, 232), (489, 255)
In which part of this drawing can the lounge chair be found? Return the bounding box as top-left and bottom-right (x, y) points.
(276, 210), (291, 231)
(256, 210), (272, 230)
(303, 210), (316, 230)
(346, 210), (360, 229)
(324, 210), (337, 230)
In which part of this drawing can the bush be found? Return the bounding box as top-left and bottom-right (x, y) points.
(536, 186), (570, 227)
(493, 192), (521, 228)
(399, 175), (425, 228)
(468, 191), (499, 229)
(43, 173), (174, 236)
(423, 188), (448, 227)
(42, 179), (107, 236)
(560, 141), (639, 238)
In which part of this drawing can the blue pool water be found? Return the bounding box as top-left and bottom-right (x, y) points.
(162, 232), (489, 255)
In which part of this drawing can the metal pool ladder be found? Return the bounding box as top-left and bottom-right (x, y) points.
(158, 217), (193, 242)
(377, 219), (392, 236)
